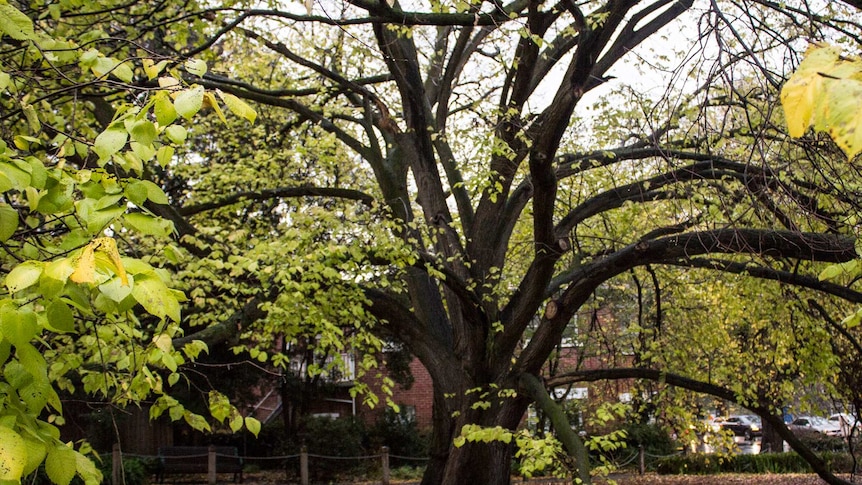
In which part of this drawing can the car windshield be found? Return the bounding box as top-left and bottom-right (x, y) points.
(810, 416), (829, 426)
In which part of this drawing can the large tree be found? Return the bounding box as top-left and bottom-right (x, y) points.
(4, 1), (862, 484)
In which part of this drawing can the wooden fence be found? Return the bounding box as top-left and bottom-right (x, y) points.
(114, 444), (408, 485)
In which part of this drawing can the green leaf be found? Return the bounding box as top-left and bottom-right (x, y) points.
(141, 180), (169, 204)
(98, 276), (133, 303)
(0, 161), (31, 190)
(5, 261), (44, 293)
(0, 4), (36, 41)
(20, 379), (52, 413)
(154, 94), (178, 126)
(131, 142), (155, 162)
(22, 103), (40, 133)
(820, 262), (847, 281)
(0, 203), (17, 242)
(174, 86), (204, 120)
(131, 273), (181, 322)
(183, 412), (212, 432)
(93, 126), (128, 163)
(245, 416), (261, 437)
(143, 59), (168, 80)
(43, 257), (74, 285)
(78, 49), (99, 69)
(165, 125), (187, 144)
(229, 414), (243, 433)
(130, 120), (157, 145)
(124, 212), (173, 237)
(45, 445), (76, 485)
(153, 333), (172, 353)
(112, 61), (134, 83)
(22, 439), (46, 476)
(185, 59), (207, 77)
(218, 91), (257, 123)
(16, 342), (47, 379)
(156, 146), (175, 168)
(74, 450), (102, 485)
(91, 57), (116, 79)
(0, 426), (26, 480)
(124, 181), (149, 206)
(47, 299), (75, 333)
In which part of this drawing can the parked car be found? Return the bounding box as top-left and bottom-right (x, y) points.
(790, 416), (842, 436)
(714, 415), (762, 440)
(828, 413), (861, 437)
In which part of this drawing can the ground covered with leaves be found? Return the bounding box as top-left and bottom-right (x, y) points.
(597, 473), (850, 484)
(234, 470), (847, 484)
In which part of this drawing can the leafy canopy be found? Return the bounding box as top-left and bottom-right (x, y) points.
(0, 2), (260, 483)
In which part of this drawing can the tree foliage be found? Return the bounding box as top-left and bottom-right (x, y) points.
(4, 1), (862, 485)
(0, 2), (261, 482)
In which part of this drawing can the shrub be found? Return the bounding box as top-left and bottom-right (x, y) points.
(297, 416), (371, 481)
(366, 408), (429, 465)
(656, 451), (854, 475)
(794, 428), (848, 452)
(621, 422), (676, 470)
(390, 465), (426, 480)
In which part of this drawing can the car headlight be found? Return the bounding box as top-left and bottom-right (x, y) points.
(750, 426), (759, 432)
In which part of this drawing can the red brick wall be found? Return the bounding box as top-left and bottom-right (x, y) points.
(358, 357), (434, 430)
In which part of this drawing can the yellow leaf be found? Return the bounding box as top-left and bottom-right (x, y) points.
(153, 333), (172, 353)
(69, 243), (96, 284)
(217, 90), (257, 124)
(143, 59), (158, 80)
(782, 44), (862, 158)
(819, 77), (862, 159)
(70, 238), (129, 285)
(0, 426), (27, 480)
(780, 45), (839, 137)
(203, 92), (227, 124)
(94, 237), (129, 286)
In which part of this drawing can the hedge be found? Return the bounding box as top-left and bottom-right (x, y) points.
(656, 452), (855, 475)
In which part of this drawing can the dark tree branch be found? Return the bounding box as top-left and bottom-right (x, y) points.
(669, 258), (862, 304)
(519, 373), (592, 485)
(178, 186), (374, 216)
(546, 367), (852, 485)
(512, 229), (857, 374)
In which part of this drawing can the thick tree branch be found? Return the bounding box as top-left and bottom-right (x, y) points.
(512, 229), (856, 374)
(519, 373), (591, 485)
(671, 258), (862, 303)
(547, 368), (851, 485)
(174, 294), (269, 348)
(178, 186), (374, 216)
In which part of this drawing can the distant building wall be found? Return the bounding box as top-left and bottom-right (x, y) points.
(358, 357), (434, 430)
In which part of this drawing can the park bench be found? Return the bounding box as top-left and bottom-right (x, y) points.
(156, 446), (243, 483)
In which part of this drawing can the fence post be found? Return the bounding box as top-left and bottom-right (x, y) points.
(381, 446), (390, 485)
(208, 445), (217, 485)
(638, 445), (645, 475)
(300, 446), (309, 485)
(112, 443), (121, 485)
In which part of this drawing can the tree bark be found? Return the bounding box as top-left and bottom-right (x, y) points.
(760, 418), (784, 454)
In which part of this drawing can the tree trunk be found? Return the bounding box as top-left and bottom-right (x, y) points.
(421, 388), (454, 485)
(760, 419), (784, 454)
(420, 380), (530, 485)
(440, 440), (514, 485)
